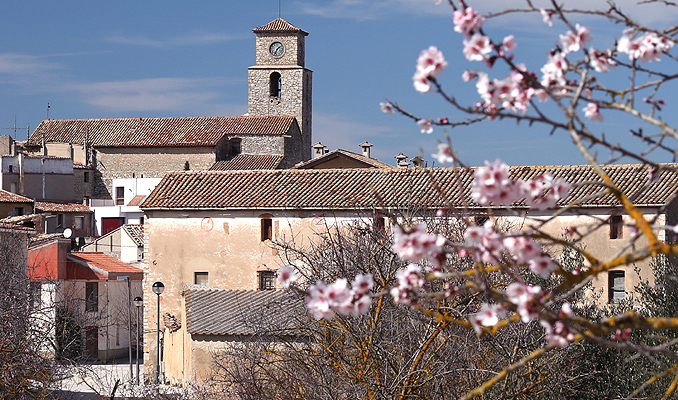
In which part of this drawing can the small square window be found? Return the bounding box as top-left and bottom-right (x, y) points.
(84, 171), (89, 183)
(74, 216), (84, 230)
(194, 272), (208, 286)
(13, 207), (24, 216)
(610, 215), (623, 239)
(608, 271), (625, 303)
(258, 271), (276, 291)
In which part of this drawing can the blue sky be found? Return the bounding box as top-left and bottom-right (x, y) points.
(1, 1), (677, 167)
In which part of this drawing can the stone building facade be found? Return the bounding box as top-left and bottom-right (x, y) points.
(24, 17), (313, 201)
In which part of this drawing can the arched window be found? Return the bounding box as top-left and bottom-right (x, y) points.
(270, 72), (281, 98)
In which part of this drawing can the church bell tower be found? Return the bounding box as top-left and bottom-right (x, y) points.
(248, 18), (312, 154)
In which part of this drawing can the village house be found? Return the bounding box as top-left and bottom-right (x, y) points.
(27, 238), (143, 361)
(138, 163), (678, 383)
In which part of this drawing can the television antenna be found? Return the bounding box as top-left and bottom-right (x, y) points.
(2, 116), (30, 139)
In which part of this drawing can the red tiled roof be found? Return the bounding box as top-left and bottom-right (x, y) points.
(0, 222), (34, 232)
(35, 201), (91, 213)
(252, 18), (309, 36)
(141, 164), (678, 210)
(27, 116), (298, 148)
(292, 149), (393, 169)
(209, 154), (284, 171)
(127, 195), (146, 207)
(68, 252), (143, 275)
(0, 190), (33, 203)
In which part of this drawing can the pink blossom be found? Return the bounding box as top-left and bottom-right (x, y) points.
(541, 53), (568, 87)
(504, 236), (541, 264)
(380, 102), (395, 114)
(560, 24), (592, 54)
(618, 32), (673, 62)
(416, 46), (448, 78)
(453, 7), (485, 37)
(432, 142), (455, 164)
(506, 282), (535, 306)
(540, 8), (553, 27)
(463, 34), (492, 61)
(392, 223), (446, 265)
(583, 102), (603, 121)
(390, 264), (425, 305)
(541, 320), (573, 348)
(471, 159), (518, 206)
(503, 35), (516, 51)
(278, 265), (297, 288)
(462, 70), (476, 82)
(352, 295), (372, 316)
(353, 274), (374, 295)
(528, 255), (556, 279)
(413, 71), (432, 93)
(473, 303), (505, 328)
(535, 89), (549, 102)
(560, 302), (573, 317)
(589, 47), (617, 73)
(417, 119), (433, 134)
(306, 281), (334, 320)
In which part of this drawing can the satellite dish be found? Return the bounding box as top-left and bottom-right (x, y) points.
(63, 228), (73, 239)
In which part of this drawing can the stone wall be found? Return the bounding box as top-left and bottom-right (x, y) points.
(254, 33), (305, 67)
(92, 146), (216, 199)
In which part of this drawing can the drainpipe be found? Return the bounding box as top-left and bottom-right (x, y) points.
(18, 152), (24, 195)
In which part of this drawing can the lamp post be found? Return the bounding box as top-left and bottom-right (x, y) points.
(133, 296), (143, 385)
(151, 282), (164, 384)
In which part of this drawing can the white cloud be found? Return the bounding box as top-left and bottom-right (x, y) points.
(296, 0), (678, 26)
(71, 77), (244, 113)
(106, 33), (247, 48)
(0, 53), (60, 76)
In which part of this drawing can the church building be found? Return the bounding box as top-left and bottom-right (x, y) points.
(24, 18), (313, 202)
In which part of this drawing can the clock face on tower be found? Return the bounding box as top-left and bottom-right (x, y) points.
(269, 41), (285, 57)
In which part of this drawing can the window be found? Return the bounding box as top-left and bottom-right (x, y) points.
(8, 165), (12, 173)
(258, 271), (276, 291)
(261, 217), (273, 241)
(230, 138), (242, 156)
(85, 282), (98, 312)
(610, 215), (623, 239)
(13, 207), (24, 216)
(270, 72), (281, 97)
(9, 182), (16, 193)
(608, 271), (625, 303)
(115, 187), (125, 205)
(57, 213), (64, 228)
(373, 215), (386, 232)
(74, 216), (84, 230)
(194, 272), (208, 286)
(84, 171), (89, 183)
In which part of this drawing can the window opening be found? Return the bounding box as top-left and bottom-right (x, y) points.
(258, 271), (276, 291)
(85, 282), (98, 312)
(57, 213), (64, 228)
(230, 138), (242, 156)
(194, 272), (208, 286)
(608, 271), (625, 303)
(610, 215), (623, 239)
(84, 171), (89, 183)
(270, 72), (282, 97)
(261, 217), (273, 241)
(115, 186), (125, 205)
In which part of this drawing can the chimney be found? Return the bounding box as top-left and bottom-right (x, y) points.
(312, 142), (327, 159)
(394, 153), (409, 168)
(359, 141), (373, 158)
(410, 156), (424, 167)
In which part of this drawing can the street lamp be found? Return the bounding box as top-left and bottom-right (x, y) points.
(133, 296), (143, 385)
(151, 282), (165, 384)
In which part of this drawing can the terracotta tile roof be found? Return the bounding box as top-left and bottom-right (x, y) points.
(127, 195), (146, 207)
(0, 190), (33, 203)
(27, 116), (298, 148)
(67, 252), (143, 276)
(0, 221), (34, 232)
(122, 224), (144, 247)
(184, 285), (304, 336)
(35, 201), (91, 213)
(141, 164), (678, 210)
(209, 154), (284, 170)
(252, 18), (309, 36)
(292, 149), (394, 169)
